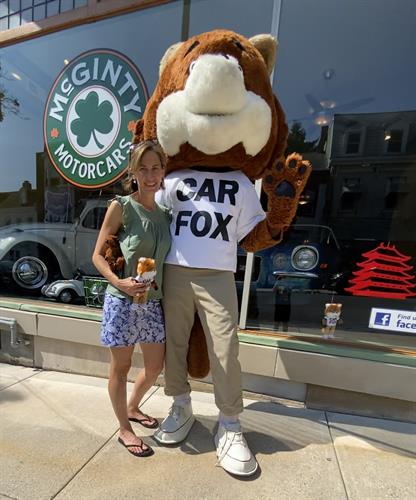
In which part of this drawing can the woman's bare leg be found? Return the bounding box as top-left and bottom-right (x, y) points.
(127, 342), (165, 422)
(109, 346), (151, 453)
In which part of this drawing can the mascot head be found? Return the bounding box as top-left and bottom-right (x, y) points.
(133, 29), (288, 180)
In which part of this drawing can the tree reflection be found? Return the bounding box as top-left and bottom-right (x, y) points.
(0, 63), (20, 122)
(286, 121), (318, 154)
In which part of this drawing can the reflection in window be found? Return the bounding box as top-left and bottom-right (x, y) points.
(385, 177), (408, 211)
(0, 0), (87, 29)
(82, 207), (106, 230)
(345, 131), (361, 154)
(386, 129), (404, 153)
(340, 178), (362, 212)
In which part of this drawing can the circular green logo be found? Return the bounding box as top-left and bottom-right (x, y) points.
(44, 49), (148, 188)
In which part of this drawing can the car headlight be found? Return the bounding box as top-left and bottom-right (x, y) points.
(292, 246), (318, 271)
(273, 253), (288, 270)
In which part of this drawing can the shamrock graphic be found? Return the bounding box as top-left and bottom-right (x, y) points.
(70, 91), (113, 149)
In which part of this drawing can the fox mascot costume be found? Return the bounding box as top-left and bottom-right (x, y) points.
(132, 29), (311, 476)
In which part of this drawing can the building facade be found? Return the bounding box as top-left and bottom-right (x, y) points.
(1, 0), (415, 409)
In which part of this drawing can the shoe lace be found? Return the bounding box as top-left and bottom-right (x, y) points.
(215, 428), (244, 467)
(168, 404), (182, 422)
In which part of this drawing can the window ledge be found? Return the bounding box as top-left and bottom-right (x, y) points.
(1, 296), (415, 367)
(238, 329), (416, 367)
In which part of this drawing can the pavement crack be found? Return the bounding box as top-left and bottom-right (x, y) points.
(0, 368), (44, 392)
(50, 430), (119, 499)
(325, 411), (350, 500)
(0, 493), (19, 500)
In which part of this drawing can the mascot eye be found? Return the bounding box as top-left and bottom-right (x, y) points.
(233, 40), (245, 51)
(238, 64), (243, 72)
(189, 61), (197, 73)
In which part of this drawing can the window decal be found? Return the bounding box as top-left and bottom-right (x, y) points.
(345, 243), (416, 299)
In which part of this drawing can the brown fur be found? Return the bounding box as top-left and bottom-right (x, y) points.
(133, 30), (312, 378)
(104, 235), (124, 274)
(187, 314), (210, 379)
(133, 29), (288, 180)
(133, 257), (158, 304)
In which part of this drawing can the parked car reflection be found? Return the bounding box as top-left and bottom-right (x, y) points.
(257, 224), (342, 293)
(236, 224), (342, 296)
(235, 224), (343, 324)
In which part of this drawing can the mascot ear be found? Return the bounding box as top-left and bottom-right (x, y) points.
(159, 41), (184, 77)
(133, 118), (144, 144)
(249, 34), (277, 75)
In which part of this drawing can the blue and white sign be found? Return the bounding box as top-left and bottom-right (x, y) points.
(369, 308), (416, 333)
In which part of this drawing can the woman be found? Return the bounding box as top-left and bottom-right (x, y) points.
(92, 140), (171, 457)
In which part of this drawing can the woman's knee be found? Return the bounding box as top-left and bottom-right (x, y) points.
(110, 359), (132, 378)
(144, 361), (164, 378)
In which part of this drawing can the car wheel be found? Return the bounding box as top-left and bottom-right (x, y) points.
(12, 256), (49, 290)
(58, 289), (75, 304)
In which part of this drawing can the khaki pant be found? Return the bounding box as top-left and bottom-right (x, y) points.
(162, 264), (243, 416)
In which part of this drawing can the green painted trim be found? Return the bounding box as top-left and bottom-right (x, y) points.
(0, 300), (22, 310)
(238, 332), (416, 368)
(20, 304), (102, 322)
(0, 299), (102, 322)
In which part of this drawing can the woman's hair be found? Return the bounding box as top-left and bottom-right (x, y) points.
(123, 140), (166, 193)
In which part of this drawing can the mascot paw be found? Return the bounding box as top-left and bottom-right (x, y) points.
(263, 153), (312, 228)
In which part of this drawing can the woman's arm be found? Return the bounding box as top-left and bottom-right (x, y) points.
(92, 200), (147, 298)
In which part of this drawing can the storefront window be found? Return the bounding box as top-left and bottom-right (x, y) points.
(1, 0), (415, 351)
(0, 1), (182, 299)
(244, 0), (416, 348)
(0, 0), (88, 29)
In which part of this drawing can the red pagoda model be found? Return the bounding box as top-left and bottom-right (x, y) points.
(345, 243), (416, 300)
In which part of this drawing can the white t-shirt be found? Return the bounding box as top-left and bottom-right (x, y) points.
(156, 169), (265, 272)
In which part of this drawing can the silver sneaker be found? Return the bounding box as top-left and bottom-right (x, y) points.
(153, 402), (195, 444)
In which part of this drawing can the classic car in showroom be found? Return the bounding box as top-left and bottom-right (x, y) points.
(0, 199), (107, 293)
(236, 224), (343, 295)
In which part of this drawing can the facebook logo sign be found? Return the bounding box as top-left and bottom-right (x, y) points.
(374, 312), (391, 326)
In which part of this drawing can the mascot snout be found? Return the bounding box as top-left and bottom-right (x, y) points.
(186, 54), (246, 115)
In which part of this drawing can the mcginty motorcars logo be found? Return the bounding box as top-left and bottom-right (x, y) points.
(44, 49), (148, 188)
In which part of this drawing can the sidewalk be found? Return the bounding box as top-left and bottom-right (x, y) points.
(1, 363), (415, 500)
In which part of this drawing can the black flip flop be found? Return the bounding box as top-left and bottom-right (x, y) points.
(118, 437), (154, 457)
(128, 413), (159, 429)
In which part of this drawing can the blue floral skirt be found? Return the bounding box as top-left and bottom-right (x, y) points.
(101, 293), (166, 347)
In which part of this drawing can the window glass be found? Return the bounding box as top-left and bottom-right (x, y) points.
(46, 0), (59, 17)
(0, 1), (183, 300)
(189, 0), (274, 38)
(33, 4), (46, 21)
(61, 0), (75, 13)
(386, 130), (403, 153)
(21, 8), (33, 23)
(9, 12), (20, 28)
(0, 2), (8, 17)
(9, 0), (20, 14)
(246, 0), (416, 349)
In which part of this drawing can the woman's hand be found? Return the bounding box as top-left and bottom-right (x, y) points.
(117, 277), (149, 298)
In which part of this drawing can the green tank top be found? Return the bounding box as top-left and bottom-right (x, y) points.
(105, 194), (171, 301)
